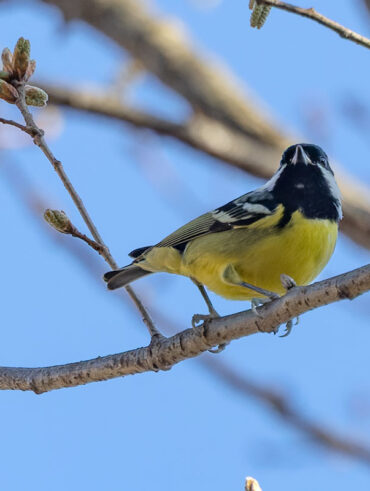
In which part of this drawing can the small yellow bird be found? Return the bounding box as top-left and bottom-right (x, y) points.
(104, 143), (341, 323)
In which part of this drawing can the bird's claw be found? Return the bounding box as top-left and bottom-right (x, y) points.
(192, 312), (219, 328)
(279, 319), (293, 337)
(191, 311), (227, 354)
(251, 297), (271, 317)
(278, 274), (299, 337)
(208, 342), (229, 354)
(280, 273), (297, 291)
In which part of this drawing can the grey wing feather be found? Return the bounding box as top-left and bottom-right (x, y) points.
(157, 212), (216, 248)
(155, 188), (276, 249)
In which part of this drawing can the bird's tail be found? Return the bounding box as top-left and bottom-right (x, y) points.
(103, 264), (152, 290)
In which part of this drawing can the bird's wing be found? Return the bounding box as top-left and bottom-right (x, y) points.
(157, 189), (276, 249)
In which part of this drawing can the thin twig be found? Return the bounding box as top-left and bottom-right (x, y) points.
(0, 116), (34, 135)
(0, 263), (369, 395)
(13, 83), (161, 339)
(69, 226), (107, 256)
(257, 0), (370, 49)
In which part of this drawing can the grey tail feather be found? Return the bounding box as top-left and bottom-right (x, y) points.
(103, 265), (152, 290)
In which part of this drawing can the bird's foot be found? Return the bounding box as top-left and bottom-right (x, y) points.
(191, 310), (228, 354)
(251, 297), (271, 315)
(280, 273), (297, 291)
(278, 274), (299, 337)
(251, 297), (283, 334)
(192, 309), (219, 328)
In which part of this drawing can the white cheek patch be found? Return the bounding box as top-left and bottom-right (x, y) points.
(319, 166), (343, 219)
(262, 164), (286, 191)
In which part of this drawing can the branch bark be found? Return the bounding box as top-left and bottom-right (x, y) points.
(0, 263), (369, 394)
(257, 0), (370, 49)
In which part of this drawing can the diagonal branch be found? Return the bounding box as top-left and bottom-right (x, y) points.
(202, 357), (370, 465)
(41, 0), (287, 146)
(0, 116), (34, 134)
(41, 83), (370, 251)
(257, 0), (370, 49)
(12, 83), (161, 339)
(0, 263), (369, 394)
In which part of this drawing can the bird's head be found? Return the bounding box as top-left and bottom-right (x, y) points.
(281, 143), (333, 174)
(265, 143), (342, 221)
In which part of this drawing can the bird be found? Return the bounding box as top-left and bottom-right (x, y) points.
(104, 143), (342, 328)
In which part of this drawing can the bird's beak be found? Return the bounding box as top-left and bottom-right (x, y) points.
(291, 145), (311, 165)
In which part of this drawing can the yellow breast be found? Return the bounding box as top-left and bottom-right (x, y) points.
(180, 210), (338, 300)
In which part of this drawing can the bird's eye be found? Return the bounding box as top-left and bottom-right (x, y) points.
(319, 157), (328, 167)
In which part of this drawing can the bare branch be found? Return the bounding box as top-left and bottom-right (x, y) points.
(0, 116), (34, 134)
(11, 78), (161, 340)
(257, 0), (370, 49)
(0, 263), (369, 394)
(41, 83), (370, 251)
(43, 209), (108, 256)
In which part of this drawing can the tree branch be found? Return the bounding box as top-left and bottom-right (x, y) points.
(41, 0), (286, 146)
(257, 0), (370, 50)
(12, 81), (161, 340)
(0, 263), (369, 394)
(0, 116), (34, 134)
(41, 83), (370, 251)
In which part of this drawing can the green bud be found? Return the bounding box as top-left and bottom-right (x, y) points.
(0, 70), (11, 81)
(44, 209), (73, 234)
(13, 37), (30, 80)
(0, 79), (18, 103)
(250, 4), (271, 29)
(25, 85), (48, 107)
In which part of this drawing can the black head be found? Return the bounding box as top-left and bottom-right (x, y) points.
(281, 143), (333, 174)
(268, 143), (342, 222)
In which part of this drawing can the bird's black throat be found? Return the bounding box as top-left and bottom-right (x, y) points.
(272, 163), (341, 226)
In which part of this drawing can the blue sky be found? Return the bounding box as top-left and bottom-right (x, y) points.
(0, 1), (369, 490)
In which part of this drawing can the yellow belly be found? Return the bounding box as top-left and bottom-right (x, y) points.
(140, 210), (338, 300)
(181, 211), (338, 300)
